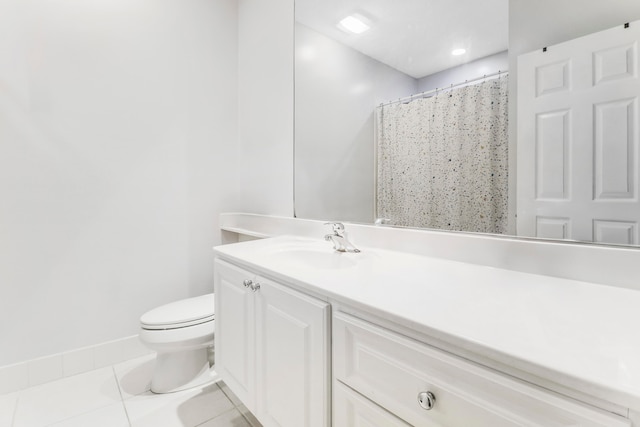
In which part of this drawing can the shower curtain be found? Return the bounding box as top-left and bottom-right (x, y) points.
(376, 76), (509, 233)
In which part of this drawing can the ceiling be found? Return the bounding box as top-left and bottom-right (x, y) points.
(295, 0), (509, 79)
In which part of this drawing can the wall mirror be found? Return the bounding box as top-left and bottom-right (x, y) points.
(294, 0), (640, 247)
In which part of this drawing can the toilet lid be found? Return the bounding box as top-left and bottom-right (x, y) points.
(140, 293), (214, 330)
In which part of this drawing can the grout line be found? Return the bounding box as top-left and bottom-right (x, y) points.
(111, 366), (132, 427)
(121, 400), (132, 427)
(112, 366), (125, 402)
(10, 395), (19, 427)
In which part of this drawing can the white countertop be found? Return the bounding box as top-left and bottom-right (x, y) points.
(214, 235), (640, 412)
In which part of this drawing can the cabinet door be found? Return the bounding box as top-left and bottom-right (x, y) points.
(255, 276), (330, 427)
(214, 259), (256, 410)
(334, 380), (411, 427)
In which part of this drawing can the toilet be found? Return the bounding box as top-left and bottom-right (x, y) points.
(139, 293), (217, 393)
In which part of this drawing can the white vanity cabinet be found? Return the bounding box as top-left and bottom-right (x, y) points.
(333, 312), (630, 427)
(213, 259), (330, 427)
(214, 235), (640, 427)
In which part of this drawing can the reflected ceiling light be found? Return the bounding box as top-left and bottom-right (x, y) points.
(451, 48), (467, 56)
(338, 15), (370, 34)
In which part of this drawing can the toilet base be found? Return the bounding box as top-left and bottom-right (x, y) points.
(150, 346), (219, 393)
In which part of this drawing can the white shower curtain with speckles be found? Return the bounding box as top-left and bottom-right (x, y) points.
(376, 76), (509, 233)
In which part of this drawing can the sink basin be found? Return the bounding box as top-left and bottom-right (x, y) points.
(268, 247), (359, 270)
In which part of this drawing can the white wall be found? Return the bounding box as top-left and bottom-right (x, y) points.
(417, 51), (508, 93)
(0, 0), (238, 366)
(294, 23), (417, 223)
(237, 0), (295, 217)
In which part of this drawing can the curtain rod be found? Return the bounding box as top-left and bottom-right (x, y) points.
(378, 70), (508, 108)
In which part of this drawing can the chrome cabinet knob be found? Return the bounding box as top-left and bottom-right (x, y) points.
(417, 391), (436, 410)
(250, 282), (261, 292)
(243, 279), (253, 288)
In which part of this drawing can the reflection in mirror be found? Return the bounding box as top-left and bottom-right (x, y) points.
(294, 0), (508, 226)
(516, 22), (640, 246)
(295, 0), (640, 247)
(376, 75), (509, 233)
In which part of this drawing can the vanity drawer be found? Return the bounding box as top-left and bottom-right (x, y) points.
(333, 312), (630, 427)
(334, 380), (411, 427)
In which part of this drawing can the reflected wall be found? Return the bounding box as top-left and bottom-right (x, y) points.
(295, 23), (416, 222)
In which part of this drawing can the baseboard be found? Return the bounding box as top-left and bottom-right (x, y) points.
(0, 335), (152, 394)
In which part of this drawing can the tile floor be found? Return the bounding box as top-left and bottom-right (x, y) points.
(0, 355), (261, 427)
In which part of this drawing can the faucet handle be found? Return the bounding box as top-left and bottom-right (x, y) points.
(324, 222), (345, 235)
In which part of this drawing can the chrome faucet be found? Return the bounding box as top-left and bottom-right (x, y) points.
(324, 222), (360, 253)
(374, 217), (392, 226)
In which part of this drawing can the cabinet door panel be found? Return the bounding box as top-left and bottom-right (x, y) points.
(214, 259), (255, 409)
(334, 380), (411, 427)
(255, 277), (330, 427)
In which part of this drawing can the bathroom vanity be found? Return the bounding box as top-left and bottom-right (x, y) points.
(213, 234), (640, 427)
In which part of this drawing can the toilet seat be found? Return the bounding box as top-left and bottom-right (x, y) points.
(141, 294), (215, 331)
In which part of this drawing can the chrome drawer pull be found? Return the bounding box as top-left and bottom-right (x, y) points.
(417, 391), (436, 410)
(251, 282), (261, 292)
(243, 279), (253, 288)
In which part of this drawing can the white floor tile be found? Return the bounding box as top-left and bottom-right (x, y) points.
(12, 367), (121, 427)
(198, 408), (251, 427)
(113, 354), (155, 399)
(125, 383), (234, 427)
(0, 393), (18, 427)
(47, 402), (129, 427)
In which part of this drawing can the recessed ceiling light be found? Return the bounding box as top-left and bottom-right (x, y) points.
(451, 48), (467, 56)
(338, 15), (370, 34)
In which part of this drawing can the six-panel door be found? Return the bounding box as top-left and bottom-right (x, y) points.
(518, 21), (640, 245)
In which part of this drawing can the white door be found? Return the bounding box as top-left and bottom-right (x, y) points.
(517, 21), (640, 245)
(214, 259), (256, 410)
(254, 276), (330, 427)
